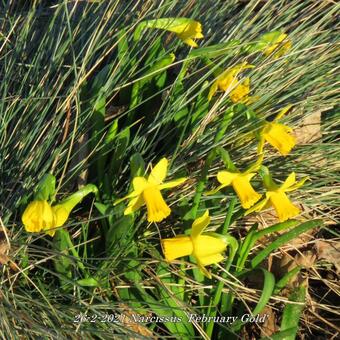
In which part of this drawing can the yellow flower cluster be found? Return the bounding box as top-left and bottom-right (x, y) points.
(208, 105), (306, 223)
(21, 21), (299, 278)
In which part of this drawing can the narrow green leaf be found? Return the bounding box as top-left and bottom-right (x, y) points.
(77, 278), (99, 287)
(34, 173), (56, 201)
(274, 266), (302, 294)
(109, 127), (130, 180)
(280, 286), (306, 340)
(232, 269), (275, 332)
(189, 40), (241, 58)
(130, 153), (145, 178)
(251, 220), (323, 269)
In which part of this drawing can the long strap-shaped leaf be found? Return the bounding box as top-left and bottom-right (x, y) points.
(251, 219), (323, 269)
(231, 268), (275, 332)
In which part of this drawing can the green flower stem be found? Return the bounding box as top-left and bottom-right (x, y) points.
(206, 198), (237, 338)
(221, 197), (236, 234)
(185, 109), (234, 220)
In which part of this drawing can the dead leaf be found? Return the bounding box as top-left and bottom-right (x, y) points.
(315, 240), (340, 274)
(260, 306), (278, 337)
(0, 224), (10, 266)
(0, 222), (18, 271)
(118, 303), (155, 340)
(294, 111), (322, 144)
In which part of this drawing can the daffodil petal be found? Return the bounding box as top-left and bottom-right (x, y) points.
(217, 171), (238, 185)
(244, 196), (270, 216)
(196, 261), (212, 279)
(44, 229), (56, 237)
(133, 176), (148, 192)
(113, 190), (140, 206)
(158, 177), (187, 190)
(198, 253), (224, 266)
(191, 210), (210, 238)
(232, 174), (262, 209)
(52, 205), (70, 227)
(22, 200), (55, 233)
(263, 122), (296, 156)
(124, 195), (144, 215)
(208, 81), (218, 101)
(148, 158), (168, 185)
(281, 172), (296, 191)
(142, 186), (171, 222)
(269, 191), (300, 222)
(182, 38), (198, 47)
(284, 176), (309, 192)
(193, 235), (227, 257)
(229, 78), (250, 103)
(274, 104), (293, 121)
(205, 183), (229, 196)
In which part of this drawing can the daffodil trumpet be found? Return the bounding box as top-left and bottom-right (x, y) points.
(162, 210), (228, 278)
(245, 166), (308, 222)
(257, 105), (296, 156)
(208, 62), (255, 103)
(22, 184), (98, 236)
(207, 155), (263, 210)
(114, 158), (187, 223)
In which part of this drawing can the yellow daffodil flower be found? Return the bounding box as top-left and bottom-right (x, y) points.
(22, 200), (70, 236)
(165, 20), (203, 47)
(162, 210), (227, 278)
(263, 33), (292, 59)
(258, 105), (296, 156)
(208, 63), (254, 102)
(136, 18), (203, 48)
(245, 169), (308, 222)
(22, 184), (97, 236)
(215, 172), (262, 209)
(207, 156), (263, 209)
(115, 158), (187, 223)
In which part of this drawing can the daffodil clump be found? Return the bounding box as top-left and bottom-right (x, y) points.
(20, 19), (306, 282)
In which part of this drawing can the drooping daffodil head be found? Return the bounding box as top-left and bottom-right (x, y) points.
(137, 18), (203, 48)
(257, 105), (296, 156)
(207, 155), (263, 209)
(263, 32), (292, 59)
(245, 166), (308, 222)
(208, 62), (254, 102)
(116, 158), (187, 223)
(22, 184), (98, 236)
(22, 200), (55, 234)
(167, 20), (204, 47)
(162, 210), (227, 278)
